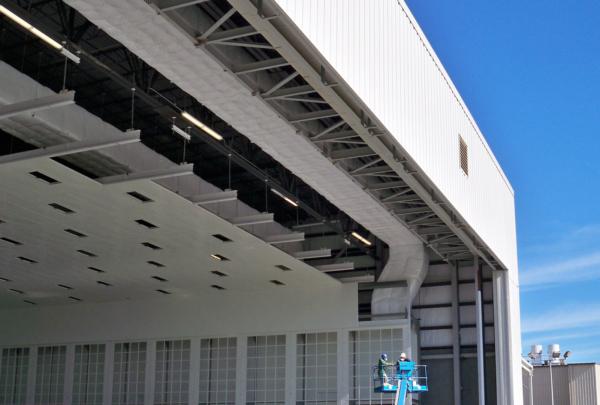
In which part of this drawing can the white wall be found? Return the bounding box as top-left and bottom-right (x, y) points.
(273, 0), (518, 274)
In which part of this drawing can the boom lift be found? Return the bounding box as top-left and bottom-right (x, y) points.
(372, 361), (428, 405)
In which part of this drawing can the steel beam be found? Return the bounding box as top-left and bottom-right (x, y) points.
(366, 181), (407, 191)
(198, 8), (237, 40)
(233, 57), (289, 74)
(330, 146), (377, 161)
(229, 213), (274, 226)
(205, 26), (258, 43)
(157, 0), (210, 12)
(261, 85), (315, 100)
(393, 207), (433, 216)
(0, 132), (140, 166)
(97, 164), (194, 185)
(288, 109), (339, 123)
(316, 262), (354, 272)
(262, 72), (299, 96)
(312, 130), (358, 143)
(189, 190), (238, 205)
(263, 232), (305, 244)
(0, 91), (75, 120)
(358, 280), (408, 290)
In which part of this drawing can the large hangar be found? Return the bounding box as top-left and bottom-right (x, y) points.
(0, 0), (521, 404)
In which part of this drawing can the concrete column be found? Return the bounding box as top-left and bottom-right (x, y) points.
(144, 341), (156, 405)
(26, 346), (37, 404)
(474, 257), (486, 405)
(102, 343), (114, 405)
(235, 336), (247, 405)
(451, 262), (462, 405)
(189, 338), (200, 405)
(63, 345), (75, 405)
(285, 333), (296, 405)
(337, 330), (349, 405)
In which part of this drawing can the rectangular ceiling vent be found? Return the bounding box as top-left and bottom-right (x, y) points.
(65, 229), (87, 238)
(459, 135), (469, 176)
(210, 254), (229, 261)
(9, 288), (24, 294)
(275, 264), (292, 271)
(135, 219), (158, 229)
(17, 256), (37, 263)
(1, 237), (22, 245)
(211, 284), (226, 290)
(77, 249), (97, 257)
(127, 191), (153, 203)
(97, 281), (112, 286)
(49, 203), (75, 214)
(212, 234), (232, 242)
(147, 260), (165, 268)
(88, 266), (105, 273)
(29, 171), (60, 184)
(210, 270), (228, 277)
(68, 296), (82, 302)
(270, 279), (285, 286)
(156, 289), (171, 295)
(57, 284), (73, 290)
(142, 242), (162, 250)
(152, 276), (168, 282)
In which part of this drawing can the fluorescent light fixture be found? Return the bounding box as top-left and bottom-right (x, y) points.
(171, 124), (191, 141)
(181, 111), (223, 141)
(351, 231), (372, 246)
(0, 5), (80, 63)
(271, 188), (298, 207)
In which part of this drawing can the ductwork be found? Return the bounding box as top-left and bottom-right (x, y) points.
(0, 61), (294, 244)
(61, 0), (427, 312)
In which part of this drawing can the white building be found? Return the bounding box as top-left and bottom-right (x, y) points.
(0, 0), (521, 404)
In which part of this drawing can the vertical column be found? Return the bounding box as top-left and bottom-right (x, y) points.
(26, 346), (37, 404)
(63, 345), (75, 405)
(474, 257), (486, 405)
(337, 330), (349, 405)
(285, 333), (296, 405)
(451, 262), (462, 405)
(144, 341), (156, 405)
(189, 338), (200, 405)
(235, 336), (247, 405)
(493, 270), (510, 405)
(103, 343), (114, 405)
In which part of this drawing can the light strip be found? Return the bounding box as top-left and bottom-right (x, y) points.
(210, 254), (222, 261)
(0, 5), (80, 63)
(181, 111), (223, 141)
(171, 124), (191, 141)
(351, 231), (372, 246)
(271, 188), (298, 207)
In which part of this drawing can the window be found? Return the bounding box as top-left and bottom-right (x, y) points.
(154, 340), (190, 405)
(246, 335), (285, 404)
(459, 135), (469, 175)
(0, 347), (29, 405)
(72, 344), (105, 405)
(35, 346), (66, 405)
(199, 338), (236, 405)
(112, 342), (146, 405)
(349, 329), (403, 405)
(297, 333), (337, 404)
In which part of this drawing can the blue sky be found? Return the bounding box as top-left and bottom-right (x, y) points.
(405, 0), (600, 362)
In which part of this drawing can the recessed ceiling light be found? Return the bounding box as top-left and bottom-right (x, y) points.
(9, 288), (24, 294)
(351, 231), (372, 246)
(49, 203), (75, 214)
(275, 265), (292, 271)
(17, 256), (37, 263)
(68, 296), (82, 302)
(156, 289), (171, 295)
(151, 276), (168, 282)
(142, 242), (162, 250)
(270, 280), (285, 286)
(64, 229), (87, 238)
(77, 249), (97, 257)
(212, 234), (232, 242)
(29, 171), (59, 184)
(135, 219), (158, 229)
(147, 261), (165, 268)
(1, 237), (22, 245)
(211, 270), (228, 277)
(0, 277), (10, 282)
(88, 266), (105, 273)
(97, 281), (112, 287)
(127, 191), (153, 203)
(57, 284), (73, 290)
(210, 254), (229, 261)
(23, 300), (36, 305)
(211, 284), (225, 290)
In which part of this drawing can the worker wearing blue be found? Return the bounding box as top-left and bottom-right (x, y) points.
(378, 353), (394, 385)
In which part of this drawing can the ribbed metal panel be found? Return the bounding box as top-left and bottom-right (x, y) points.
(569, 364), (599, 405)
(274, 0), (517, 272)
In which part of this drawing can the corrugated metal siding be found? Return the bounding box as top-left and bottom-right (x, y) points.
(569, 364), (599, 405)
(532, 366), (570, 405)
(274, 0), (517, 272)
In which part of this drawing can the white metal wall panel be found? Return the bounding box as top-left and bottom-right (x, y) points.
(273, 0), (517, 272)
(569, 364), (599, 405)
